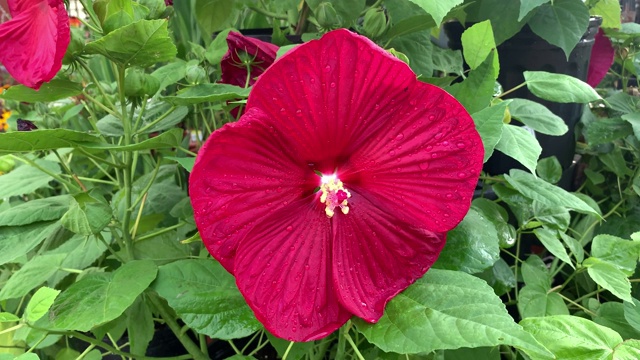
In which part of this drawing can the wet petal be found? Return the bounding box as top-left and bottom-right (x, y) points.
(0, 0), (70, 89)
(332, 189), (445, 321)
(341, 81), (484, 232)
(234, 198), (352, 341)
(587, 29), (614, 88)
(190, 107), (312, 271)
(247, 29), (416, 175)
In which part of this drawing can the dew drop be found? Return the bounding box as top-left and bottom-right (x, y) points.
(324, 65), (331, 72)
(388, 150), (396, 156)
(374, 103), (380, 110)
(446, 193), (453, 199)
(431, 153), (438, 158)
(280, 108), (285, 113)
(442, 140), (449, 146)
(419, 162), (429, 170)
(434, 132), (444, 140)
(456, 141), (466, 149)
(296, 109), (302, 116)
(361, 302), (368, 307)
(330, 82), (336, 88)
(310, 78), (315, 84)
(286, 226), (293, 231)
(457, 172), (466, 178)
(396, 133), (404, 141)
(428, 115), (436, 121)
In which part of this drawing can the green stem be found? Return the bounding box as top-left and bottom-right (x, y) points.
(117, 65), (135, 261)
(497, 82), (527, 99)
(344, 332), (365, 360)
(78, 60), (117, 113)
(11, 155), (79, 191)
(360, 0), (383, 16)
(135, 222), (187, 242)
(82, 91), (121, 119)
(248, 5), (288, 20)
(136, 105), (177, 134)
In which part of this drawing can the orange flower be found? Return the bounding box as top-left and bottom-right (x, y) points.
(0, 108), (10, 132)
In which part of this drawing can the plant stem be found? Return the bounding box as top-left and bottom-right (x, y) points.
(248, 5), (288, 20)
(497, 82), (526, 99)
(136, 105), (177, 134)
(117, 65), (136, 261)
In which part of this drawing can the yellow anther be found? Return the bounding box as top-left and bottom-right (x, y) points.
(319, 174), (351, 218)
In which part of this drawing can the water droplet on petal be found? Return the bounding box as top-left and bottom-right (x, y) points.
(388, 150), (396, 156)
(396, 133), (404, 141)
(296, 109), (302, 116)
(286, 226), (293, 231)
(457, 172), (466, 178)
(419, 162), (429, 170)
(374, 103), (380, 110)
(330, 82), (336, 88)
(434, 132), (444, 140)
(428, 115), (436, 121)
(324, 65), (331, 72)
(457, 142), (466, 149)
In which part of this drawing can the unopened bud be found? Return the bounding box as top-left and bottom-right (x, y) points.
(363, 7), (388, 38)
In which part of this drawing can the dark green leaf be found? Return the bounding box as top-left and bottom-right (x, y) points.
(45, 234), (108, 286)
(536, 157), (563, 184)
(161, 83), (250, 105)
(126, 296), (154, 355)
(0, 195), (71, 227)
(475, 258), (516, 296)
(0, 130), (101, 153)
(447, 51), (498, 113)
(151, 60), (187, 94)
(586, 118), (633, 145)
(533, 227), (573, 268)
(594, 302), (640, 340)
(518, 285), (569, 318)
(60, 192), (112, 235)
(471, 99), (507, 162)
(508, 98), (568, 136)
(388, 31), (433, 77)
(194, 0), (238, 37)
(527, 0), (590, 58)
(385, 14), (435, 41)
(624, 298), (640, 333)
(533, 202), (570, 231)
(464, 0), (526, 44)
(0, 222), (61, 266)
(84, 128), (183, 152)
(0, 254), (67, 300)
(519, 0), (551, 21)
(620, 112), (640, 141)
(266, 333), (315, 360)
(405, 0), (464, 25)
(0, 80), (83, 102)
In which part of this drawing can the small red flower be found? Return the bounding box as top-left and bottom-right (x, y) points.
(220, 31), (279, 87)
(190, 29), (483, 341)
(587, 29), (614, 88)
(0, 0), (70, 89)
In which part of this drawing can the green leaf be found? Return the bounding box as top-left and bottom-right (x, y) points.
(586, 118), (634, 145)
(151, 60), (187, 94)
(0, 222), (61, 266)
(464, 0), (526, 44)
(527, 0), (591, 58)
(194, 0), (238, 37)
(85, 19), (177, 68)
(584, 257), (632, 302)
(388, 31), (434, 77)
(536, 157), (563, 184)
(524, 71), (601, 103)
(0, 195), (71, 226)
(447, 51), (498, 114)
(520, 315), (622, 359)
(385, 14), (435, 41)
(472, 198), (516, 249)
(533, 228), (573, 268)
(161, 83), (250, 106)
(624, 298), (640, 333)
(621, 112), (640, 141)
(600, 147), (634, 178)
(205, 29), (233, 65)
(614, 339), (640, 359)
(50, 260), (158, 331)
(60, 192), (112, 235)
(533, 202), (570, 231)
(405, 0), (463, 26)
(0, 313), (20, 323)
(475, 258), (516, 296)
(0, 80), (83, 102)
(590, 0), (621, 29)
(519, 0), (551, 21)
(461, 20), (498, 72)
(433, 208), (499, 274)
(508, 98), (568, 136)
(165, 156), (195, 172)
(494, 124), (542, 174)
(0, 160), (61, 198)
(266, 333), (315, 360)
(431, 46), (464, 75)
(504, 169), (599, 215)
(0, 130), (101, 153)
(354, 269), (552, 358)
(591, 234), (640, 276)
(471, 102), (506, 162)
(518, 285), (569, 318)
(126, 296), (154, 356)
(152, 259), (261, 339)
(25, 287), (60, 323)
(84, 128), (183, 152)
(45, 234), (108, 287)
(521, 255), (551, 289)
(594, 302), (640, 340)
(0, 254), (67, 300)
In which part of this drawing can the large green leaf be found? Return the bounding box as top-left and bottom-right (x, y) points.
(448, 51), (498, 114)
(85, 19), (177, 68)
(521, 315), (624, 360)
(405, 0), (463, 26)
(594, 302), (640, 340)
(60, 192), (112, 235)
(591, 234), (640, 276)
(152, 259), (261, 339)
(0, 222), (61, 266)
(194, 0), (238, 37)
(524, 71), (601, 103)
(25, 287), (60, 323)
(354, 269), (552, 358)
(508, 99), (568, 136)
(527, 0), (590, 58)
(0, 254), (67, 301)
(504, 169), (599, 215)
(494, 124), (541, 174)
(533, 227), (573, 268)
(624, 298), (640, 333)
(584, 258), (632, 302)
(590, 0), (621, 30)
(50, 260), (158, 331)
(0, 130), (101, 153)
(45, 234), (108, 286)
(586, 118), (634, 145)
(161, 84), (250, 106)
(126, 296), (154, 356)
(461, 20), (498, 72)
(621, 113), (640, 142)
(464, 0), (525, 44)
(388, 31), (434, 77)
(471, 102), (506, 162)
(433, 208), (499, 274)
(385, 14), (436, 42)
(0, 195), (71, 227)
(518, 285), (568, 319)
(84, 128), (183, 152)
(0, 80), (83, 102)
(519, 0), (551, 21)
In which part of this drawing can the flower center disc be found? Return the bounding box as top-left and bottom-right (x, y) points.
(319, 174), (352, 218)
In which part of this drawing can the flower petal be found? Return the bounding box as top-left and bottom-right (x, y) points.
(247, 29), (416, 175)
(233, 198), (352, 341)
(0, 0), (69, 89)
(341, 81), (484, 232)
(331, 189), (446, 321)
(190, 107), (312, 271)
(220, 31), (279, 87)
(587, 29), (614, 88)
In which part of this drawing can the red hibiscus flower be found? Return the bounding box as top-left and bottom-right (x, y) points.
(587, 29), (614, 88)
(220, 31), (279, 87)
(190, 29), (483, 341)
(0, 0), (70, 89)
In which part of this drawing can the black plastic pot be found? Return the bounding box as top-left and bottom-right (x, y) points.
(445, 17), (602, 190)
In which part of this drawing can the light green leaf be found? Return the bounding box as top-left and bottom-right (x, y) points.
(624, 298), (640, 333)
(0, 129), (101, 153)
(405, 0), (463, 26)
(0, 313), (20, 322)
(461, 20), (498, 72)
(165, 156), (195, 173)
(0, 222), (61, 266)
(527, 0), (591, 58)
(594, 302), (640, 340)
(471, 102), (507, 162)
(354, 269), (552, 358)
(584, 258), (632, 302)
(533, 228), (573, 268)
(614, 339), (640, 359)
(518, 285), (569, 318)
(25, 287), (60, 323)
(524, 71), (601, 103)
(521, 255), (551, 289)
(536, 157), (563, 184)
(447, 51), (498, 114)
(590, 0), (621, 29)
(591, 234), (640, 276)
(434, 208), (500, 274)
(151, 60), (187, 94)
(0, 80), (83, 102)
(161, 83), (250, 106)
(519, 0), (551, 21)
(621, 112), (640, 141)
(85, 19), (177, 68)
(494, 124), (541, 174)
(520, 315), (622, 359)
(152, 259), (261, 339)
(0, 195), (71, 226)
(508, 98), (568, 136)
(194, 0), (238, 37)
(0, 254), (67, 300)
(50, 260), (158, 331)
(0, 160), (61, 198)
(60, 192), (112, 235)
(205, 29), (234, 65)
(505, 169), (599, 215)
(84, 128), (183, 152)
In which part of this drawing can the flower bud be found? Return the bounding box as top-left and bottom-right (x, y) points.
(124, 68), (160, 97)
(63, 27), (86, 65)
(0, 155), (15, 174)
(363, 7), (388, 38)
(185, 64), (208, 85)
(315, 2), (341, 29)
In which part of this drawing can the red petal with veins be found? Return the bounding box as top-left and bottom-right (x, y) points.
(220, 31), (279, 87)
(0, 0), (70, 89)
(587, 29), (614, 88)
(191, 29), (483, 341)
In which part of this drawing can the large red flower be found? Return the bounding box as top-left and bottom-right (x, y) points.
(190, 29), (483, 341)
(587, 28), (614, 88)
(220, 31), (279, 87)
(0, 0), (70, 89)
